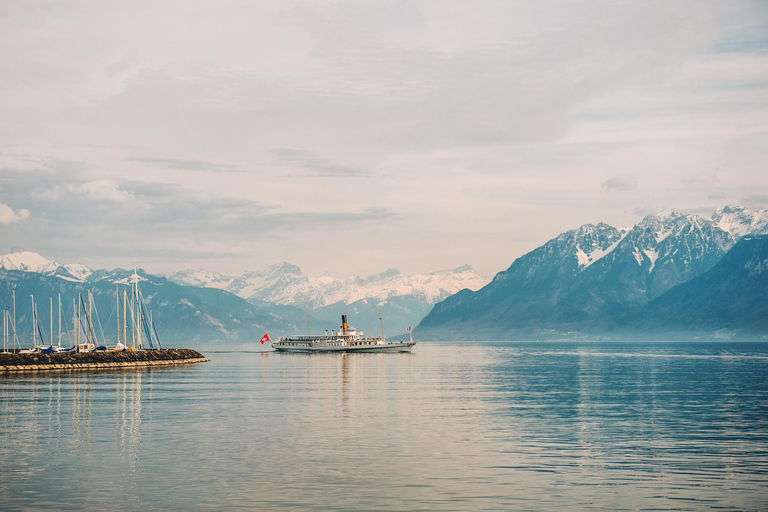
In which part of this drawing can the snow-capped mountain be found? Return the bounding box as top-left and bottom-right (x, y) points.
(712, 205), (768, 238)
(627, 235), (768, 334)
(168, 263), (489, 309)
(416, 205), (767, 340)
(0, 249), (93, 282)
(167, 263), (490, 334)
(584, 209), (734, 300)
(0, 265), (335, 343)
(165, 268), (236, 289)
(0, 250), (62, 274)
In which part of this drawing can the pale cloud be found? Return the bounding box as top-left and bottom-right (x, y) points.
(0, 202), (29, 224)
(602, 175), (637, 191)
(128, 157), (243, 173)
(742, 194), (768, 208)
(40, 179), (134, 202)
(0, 2), (766, 276)
(681, 173), (719, 184)
(275, 149), (369, 178)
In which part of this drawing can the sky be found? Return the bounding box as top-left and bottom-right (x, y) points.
(1, 1), (767, 278)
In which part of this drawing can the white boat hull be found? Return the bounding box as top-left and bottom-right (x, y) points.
(272, 340), (416, 353)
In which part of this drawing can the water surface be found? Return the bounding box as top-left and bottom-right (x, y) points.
(2, 341), (767, 510)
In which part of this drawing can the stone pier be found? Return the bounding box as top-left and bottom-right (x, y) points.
(0, 348), (209, 372)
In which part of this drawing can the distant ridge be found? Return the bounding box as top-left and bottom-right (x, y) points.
(0, 265), (334, 343)
(415, 205), (768, 340)
(168, 263), (490, 335)
(625, 235), (768, 334)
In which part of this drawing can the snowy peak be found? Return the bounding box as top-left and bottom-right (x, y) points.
(567, 223), (626, 270)
(712, 205), (768, 238)
(61, 263), (93, 281)
(0, 250), (61, 274)
(617, 209), (733, 277)
(0, 250), (93, 282)
(166, 261), (489, 308)
(166, 269), (235, 289)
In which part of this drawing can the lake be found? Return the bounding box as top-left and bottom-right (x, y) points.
(2, 341), (767, 511)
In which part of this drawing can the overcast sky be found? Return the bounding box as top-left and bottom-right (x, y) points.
(1, 1), (767, 278)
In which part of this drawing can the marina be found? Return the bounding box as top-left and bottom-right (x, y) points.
(1, 267), (208, 371)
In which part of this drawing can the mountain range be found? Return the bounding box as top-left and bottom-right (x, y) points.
(0, 254), (336, 344)
(0, 250), (487, 342)
(2, 204), (766, 344)
(166, 263), (489, 335)
(627, 235), (768, 335)
(415, 205), (768, 340)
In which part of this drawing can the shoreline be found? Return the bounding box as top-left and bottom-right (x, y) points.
(0, 348), (209, 373)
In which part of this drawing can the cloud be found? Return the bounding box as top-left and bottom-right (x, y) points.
(742, 194), (768, 208)
(0, 202), (29, 224)
(0, 2), (765, 276)
(128, 157), (243, 173)
(708, 191), (728, 200)
(40, 179), (135, 202)
(275, 149), (369, 178)
(681, 173), (719, 184)
(602, 175), (637, 191)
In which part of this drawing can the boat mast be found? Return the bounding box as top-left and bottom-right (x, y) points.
(135, 266), (142, 350)
(123, 288), (128, 350)
(116, 284), (120, 345)
(50, 297), (53, 348)
(76, 293), (81, 351)
(88, 291), (94, 346)
(306, 304), (311, 335)
(31, 295), (36, 348)
(130, 281), (136, 350)
(58, 294), (61, 348)
(12, 285), (17, 350)
(379, 305), (385, 342)
(73, 298), (77, 351)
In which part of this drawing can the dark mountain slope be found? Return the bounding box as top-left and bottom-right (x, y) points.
(625, 236), (768, 333)
(0, 269), (333, 345)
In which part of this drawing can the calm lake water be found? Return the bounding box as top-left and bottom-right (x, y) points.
(2, 341), (768, 511)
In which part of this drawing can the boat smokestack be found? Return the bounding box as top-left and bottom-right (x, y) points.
(341, 315), (348, 333)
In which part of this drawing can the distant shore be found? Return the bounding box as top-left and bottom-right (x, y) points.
(0, 348), (208, 372)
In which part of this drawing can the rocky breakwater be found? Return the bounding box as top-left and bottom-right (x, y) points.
(0, 348), (209, 372)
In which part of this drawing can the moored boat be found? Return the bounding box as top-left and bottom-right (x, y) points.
(272, 314), (416, 353)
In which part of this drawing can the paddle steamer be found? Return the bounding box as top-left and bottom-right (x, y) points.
(272, 314), (416, 353)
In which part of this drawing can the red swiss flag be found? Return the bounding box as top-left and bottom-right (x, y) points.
(260, 333), (271, 344)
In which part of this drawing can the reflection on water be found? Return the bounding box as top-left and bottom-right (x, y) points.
(1, 342), (768, 511)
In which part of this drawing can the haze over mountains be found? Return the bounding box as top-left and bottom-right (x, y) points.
(415, 205), (768, 340)
(0, 250), (488, 342)
(629, 236), (768, 334)
(1, 205), (766, 343)
(0, 260), (336, 344)
(166, 264), (489, 335)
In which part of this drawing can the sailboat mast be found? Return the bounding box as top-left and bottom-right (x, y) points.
(123, 288), (127, 350)
(130, 282), (135, 349)
(76, 293), (81, 351)
(307, 304), (311, 335)
(88, 292), (93, 345)
(135, 266), (141, 350)
(12, 285), (17, 350)
(58, 294), (61, 347)
(116, 284), (119, 345)
(50, 297), (53, 347)
(379, 305), (385, 342)
(31, 295), (36, 348)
